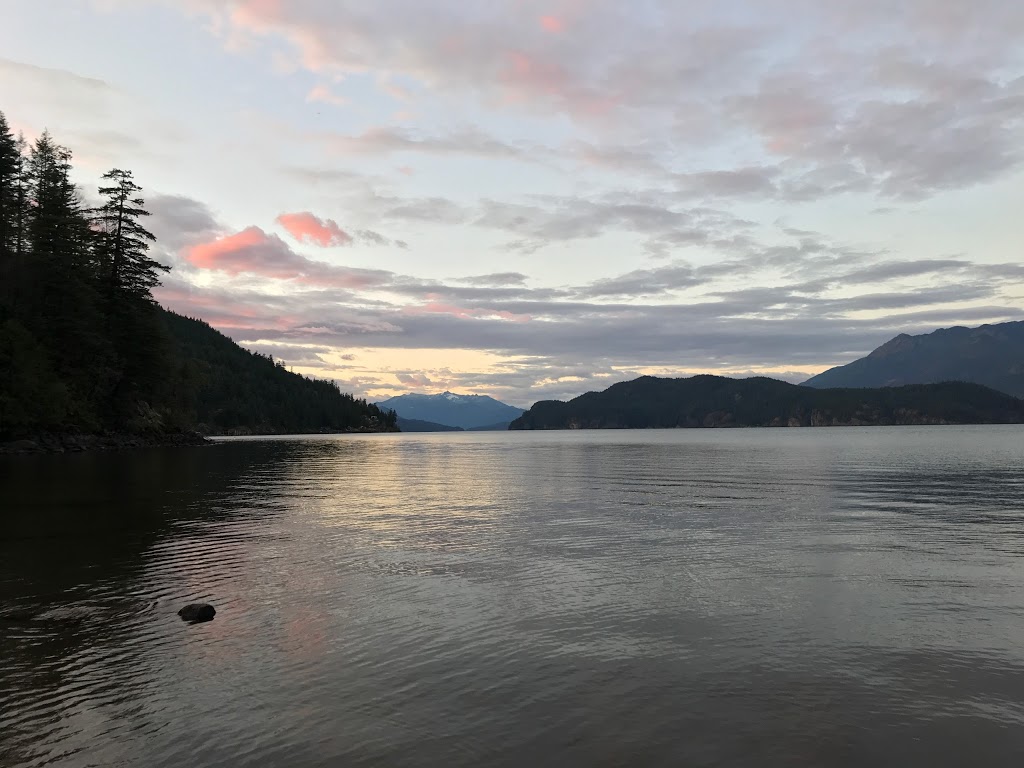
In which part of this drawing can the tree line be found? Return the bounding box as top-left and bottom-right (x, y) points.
(0, 109), (397, 438)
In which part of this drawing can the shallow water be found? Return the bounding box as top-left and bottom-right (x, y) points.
(3, 427), (1024, 767)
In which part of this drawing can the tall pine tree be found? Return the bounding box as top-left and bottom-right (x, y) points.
(93, 169), (170, 417)
(94, 168), (165, 301)
(0, 110), (20, 264)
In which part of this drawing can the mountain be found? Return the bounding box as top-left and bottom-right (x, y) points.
(509, 375), (1024, 430)
(375, 392), (524, 430)
(396, 417), (464, 432)
(803, 322), (1024, 397)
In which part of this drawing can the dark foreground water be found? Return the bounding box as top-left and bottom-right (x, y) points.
(3, 428), (1024, 767)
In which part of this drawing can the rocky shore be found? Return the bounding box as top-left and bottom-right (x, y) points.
(0, 431), (210, 455)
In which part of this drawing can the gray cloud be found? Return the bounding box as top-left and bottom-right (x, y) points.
(148, 194), (223, 251)
(579, 264), (700, 299)
(324, 126), (528, 161)
(0, 57), (111, 93)
(792, 259), (973, 294)
(355, 229), (408, 248)
(457, 272), (529, 287)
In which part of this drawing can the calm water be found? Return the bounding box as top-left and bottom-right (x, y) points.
(3, 427), (1024, 767)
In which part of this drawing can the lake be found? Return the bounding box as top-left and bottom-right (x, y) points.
(3, 427), (1024, 767)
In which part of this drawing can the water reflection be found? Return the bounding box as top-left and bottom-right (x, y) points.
(2, 427), (1024, 766)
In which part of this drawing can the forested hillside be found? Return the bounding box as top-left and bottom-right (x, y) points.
(160, 311), (396, 434)
(803, 322), (1024, 396)
(0, 109), (396, 441)
(510, 375), (1024, 429)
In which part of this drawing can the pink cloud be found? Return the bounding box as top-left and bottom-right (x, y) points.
(186, 227), (305, 278)
(186, 0), (614, 121)
(183, 226), (390, 288)
(539, 15), (564, 33)
(276, 211), (353, 247)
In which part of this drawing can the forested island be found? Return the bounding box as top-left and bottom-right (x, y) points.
(509, 375), (1024, 430)
(0, 110), (396, 451)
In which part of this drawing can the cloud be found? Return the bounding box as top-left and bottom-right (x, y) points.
(166, 0), (1024, 199)
(150, 188), (1024, 401)
(306, 83), (347, 106)
(147, 194), (223, 251)
(276, 212), (353, 247)
(275, 209), (410, 249)
(159, 260), (1024, 370)
(355, 229), (407, 248)
(63, 0), (1024, 404)
(539, 15), (564, 33)
(187, 227), (306, 277)
(578, 264), (701, 298)
(396, 372), (435, 387)
(475, 195), (693, 250)
(324, 126), (525, 159)
(0, 57), (111, 93)
(184, 226), (392, 288)
(457, 272), (529, 287)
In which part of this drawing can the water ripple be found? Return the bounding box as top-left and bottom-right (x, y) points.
(3, 427), (1024, 766)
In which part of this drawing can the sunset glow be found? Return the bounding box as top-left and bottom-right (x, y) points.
(2, 0), (1022, 405)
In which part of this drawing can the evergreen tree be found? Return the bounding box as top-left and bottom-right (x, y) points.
(24, 133), (111, 428)
(27, 132), (90, 266)
(0, 110), (20, 263)
(12, 133), (29, 260)
(94, 168), (165, 301)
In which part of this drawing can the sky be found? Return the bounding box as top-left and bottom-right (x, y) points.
(1, 0), (1022, 407)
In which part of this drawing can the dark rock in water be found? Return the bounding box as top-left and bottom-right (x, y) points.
(178, 603), (216, 623)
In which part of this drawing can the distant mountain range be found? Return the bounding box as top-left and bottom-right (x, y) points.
(509, 375), (1024, 430)
(376, 392), (524, 430)
(803, 321), (1024, 397)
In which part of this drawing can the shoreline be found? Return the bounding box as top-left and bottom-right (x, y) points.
(0, 426), (401, 455)
(0, 431), (212, 455)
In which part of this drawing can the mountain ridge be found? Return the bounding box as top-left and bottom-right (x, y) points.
(803, 321), (1024, 396)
